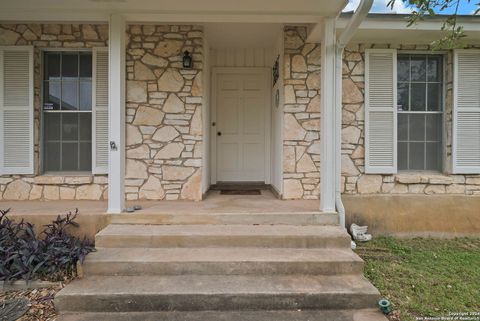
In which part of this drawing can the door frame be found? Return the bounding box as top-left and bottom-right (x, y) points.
(210, 67), (272, 185)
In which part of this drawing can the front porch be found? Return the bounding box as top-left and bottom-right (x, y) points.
(1, 189), (337, 239)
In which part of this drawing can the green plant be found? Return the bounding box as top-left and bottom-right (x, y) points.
(0, 208), (95, 282)
(387, 0), (480, 49)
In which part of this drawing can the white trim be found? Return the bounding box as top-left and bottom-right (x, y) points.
(41, 48), (93, 52)
(364, 48), (398, 174)
(210, 67), (272, 184)
(107, 14), (126, 214)
(336, 16), (480, 32)
(452, 49), (480, 174)
(0, 11), (328, 24)
(320, 18), (336, 213)
(0, 45), (34, 175)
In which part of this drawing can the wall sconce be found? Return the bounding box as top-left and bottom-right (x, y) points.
(183, 50), (193, 69)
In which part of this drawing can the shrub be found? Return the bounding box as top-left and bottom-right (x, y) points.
(0, 208), (95, 282)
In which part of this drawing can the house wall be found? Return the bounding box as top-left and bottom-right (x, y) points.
(0, 24), (109, 201)
(125, 24), (203, 201)
(282, 26), (321, 200)
(2, 23), (479, 208)
(209, 48), (273, 68)
(341, 43), (480, 196)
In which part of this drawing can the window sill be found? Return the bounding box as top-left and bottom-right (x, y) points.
(393, 172), (461, 185)
(42, 171), (93, 177)
(397, 170), (445, 175)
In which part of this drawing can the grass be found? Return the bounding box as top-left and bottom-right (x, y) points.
(355, 237), (480, 321)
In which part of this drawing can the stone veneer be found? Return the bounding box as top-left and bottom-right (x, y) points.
(282, 26), (321, 200)
(125, 25), (203, 201)
(2, 23), (479, 201)
(0, 24), (109, 200)
(341, 43), (480, 195)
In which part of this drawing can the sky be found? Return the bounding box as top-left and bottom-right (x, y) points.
(343, 0), (479, 15)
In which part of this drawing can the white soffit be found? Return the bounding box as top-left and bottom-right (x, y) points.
(336, 14), (480, 44)
(0, 0), (347, 23)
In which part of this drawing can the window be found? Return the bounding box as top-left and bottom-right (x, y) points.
(43, 51), (92, 172)
(397, 54), (443, 171)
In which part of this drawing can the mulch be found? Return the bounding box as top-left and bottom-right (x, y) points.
(0, 283), (64, 321)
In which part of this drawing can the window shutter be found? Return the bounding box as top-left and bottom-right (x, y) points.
(364, 49), (397, 174)
(92, 47), (109, 174)
(453, 50), (480, 174)
(0, 46), (34, 175)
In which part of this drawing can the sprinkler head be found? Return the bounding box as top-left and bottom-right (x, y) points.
(378, 299), (392, 314)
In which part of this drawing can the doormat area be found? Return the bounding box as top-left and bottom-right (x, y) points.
(220, 190), (262, 195)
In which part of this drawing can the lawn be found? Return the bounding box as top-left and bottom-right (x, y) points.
(355, 237), (480, 321)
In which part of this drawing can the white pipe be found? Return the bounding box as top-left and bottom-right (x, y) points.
(334, 0), (373, 228)
(338, 0), (374, 48)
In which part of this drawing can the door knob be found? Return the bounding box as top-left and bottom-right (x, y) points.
(217, 132), (222, 136)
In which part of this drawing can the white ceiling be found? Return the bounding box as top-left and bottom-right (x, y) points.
(0, 0), (347, 22)
(204, 23), (283, 48)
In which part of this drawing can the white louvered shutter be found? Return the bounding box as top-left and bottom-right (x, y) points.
(364, 49), (397, 174)
(92, 47), (109, 174)
(453, 50), (480, 173)
(0, 46), (34, 175)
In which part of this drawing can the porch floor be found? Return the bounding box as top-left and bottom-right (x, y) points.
(0, 189), (320, 216)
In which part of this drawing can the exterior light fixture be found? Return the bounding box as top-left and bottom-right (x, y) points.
(183, 50), (193, 69)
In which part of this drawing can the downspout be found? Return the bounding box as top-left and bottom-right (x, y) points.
(334, 0), (373, 227)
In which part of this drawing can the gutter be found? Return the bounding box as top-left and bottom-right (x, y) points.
(334, 0), (373, 228)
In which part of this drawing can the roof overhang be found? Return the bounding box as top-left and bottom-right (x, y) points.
(0, 0), (347, 23)
(335, 13), (480, 44)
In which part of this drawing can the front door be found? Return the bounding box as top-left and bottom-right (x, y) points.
(215, 70), (269, 182)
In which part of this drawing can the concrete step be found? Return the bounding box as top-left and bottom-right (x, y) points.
(81, 247), (364, 276)
(58, 309), (389, 321)
(95, 224), (350, 249)
(109, 212), (338, 226)
(54, 274), (380, 312)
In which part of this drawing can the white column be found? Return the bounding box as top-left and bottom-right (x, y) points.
(107, 14), (126, 213)
(320, 18), (337, 213)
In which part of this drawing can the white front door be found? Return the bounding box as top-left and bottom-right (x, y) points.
(215, 70), (269, 182)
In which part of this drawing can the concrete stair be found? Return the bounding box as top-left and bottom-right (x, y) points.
(109, 212), (339, 226)
(81, 247), (364, 275)
(95, 224), (351, 248)
(58, 309), (388, 321)
(55, 221), (387, 320)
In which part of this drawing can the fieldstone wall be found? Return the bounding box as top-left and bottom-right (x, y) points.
(125, 25), (203, 201)
(341, 43), (480, 195)
(0, 24), (109, 200)
(282, 26), (321, 200)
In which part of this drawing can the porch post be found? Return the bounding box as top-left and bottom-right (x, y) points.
(320, 18), (337, 213)
(107, 14), (126, 213)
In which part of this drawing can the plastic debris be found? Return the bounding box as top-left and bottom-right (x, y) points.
(350, 223), (372, 242)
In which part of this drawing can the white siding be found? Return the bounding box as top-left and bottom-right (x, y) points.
(270, 35), (284, 194)
(210, 48), (273, 68)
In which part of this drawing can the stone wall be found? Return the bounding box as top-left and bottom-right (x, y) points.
(341, 43), (480, 195)
(125, 25), (203, 201)
(0, 24), (109, 200)
(282, 26), (321, 200)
